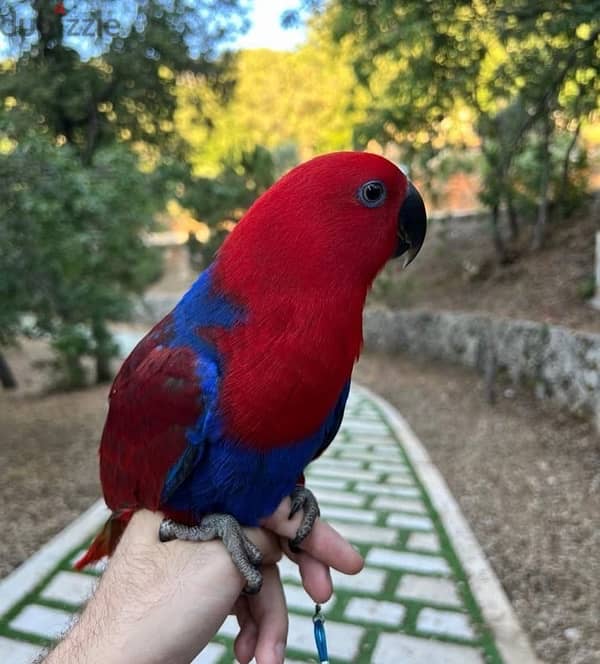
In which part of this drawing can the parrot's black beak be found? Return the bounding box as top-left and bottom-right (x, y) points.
(394, 181), (427, 266)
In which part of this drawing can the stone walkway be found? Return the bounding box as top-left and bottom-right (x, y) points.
(0, 385), (538, 663)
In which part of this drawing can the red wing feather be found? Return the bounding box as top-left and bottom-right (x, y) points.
(100, 319), (204, 512)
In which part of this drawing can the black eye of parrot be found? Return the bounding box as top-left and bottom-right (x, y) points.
(358, 180), (387, 208)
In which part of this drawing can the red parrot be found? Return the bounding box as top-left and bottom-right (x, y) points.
(76, 152), (426, 591)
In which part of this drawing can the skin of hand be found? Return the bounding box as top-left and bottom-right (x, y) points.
(44, 499), (363, 664)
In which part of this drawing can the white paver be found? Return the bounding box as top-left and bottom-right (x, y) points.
(311, 488), (365, 507)
(283, 585), (335, 613)
(287, 614), (364, 661)
(278, 557), (301, 583)
(372, 633), (484, 664)
(386, 513), (433, 531)
(372, 495), (428, 514)
(10, 604), (75, 640)
(319, 504), (377, 524)
(418, 607), (475, 640)
(330, 567), (387, 594)
(70, 551), (108, 574)
(341, 421), (390, 435)
(368, 461), (410, 474)
(406, 532), (440, 552)
(41, 571), (98, 605)
(308, 466), (380, 482)
(313, 457), (365, 470)
(339, 449), (402, 462)
(0, 636), (45, 664)
(328, 521), (397, 546)
(217, 615), (238, 639)
(306, 476), (348, 490)
(344, 597), (406, 627)
(356, 482), (420, 498)
(367, 548), (451, 575)
(191, 643), (227, 663)
(386, 475), (418, 486)
(396, 574), (462, 608)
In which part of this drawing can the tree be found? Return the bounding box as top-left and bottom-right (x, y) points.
(0, 0), (248, 387)
(304, 1), (599, 258)
(0, 135), (163, 387)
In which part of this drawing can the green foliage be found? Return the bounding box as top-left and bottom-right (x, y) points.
(0, 134), (162, 386)
(0, 0), (247, 387)
(0, 0), (248, 163)
(184, 145), (276, 263)
(320, 0), (599, 255)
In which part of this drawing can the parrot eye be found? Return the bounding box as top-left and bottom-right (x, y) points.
(358, 180), (387, 208)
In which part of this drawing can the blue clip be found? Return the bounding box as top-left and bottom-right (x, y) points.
(313, 604), (329, 664)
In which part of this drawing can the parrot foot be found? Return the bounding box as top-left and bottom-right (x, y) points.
(158, 514), (264, 594)
(288, 485), (320, 552)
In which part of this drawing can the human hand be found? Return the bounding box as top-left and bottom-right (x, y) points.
(44, 499), (363, 664)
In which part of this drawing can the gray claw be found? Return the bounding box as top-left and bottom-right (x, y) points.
(288, 486), (320, 552)
(159, 514), (263, 594)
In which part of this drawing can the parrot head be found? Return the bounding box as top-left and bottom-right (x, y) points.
(222, 151), (426, 292)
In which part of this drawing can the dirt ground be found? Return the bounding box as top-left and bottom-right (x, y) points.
(371, 202), (600, 334)
(354, 354), (600, 664)
(1, 342), (599, 663)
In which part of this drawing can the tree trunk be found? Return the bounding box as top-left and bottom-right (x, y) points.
(0, 352), (17, 389)
(92, 319), (114, 383)
(558, 119), (582, 212)
(506, 190), (520, 241)
(490, 203), (508, 263)
(532, 119), (552, 251)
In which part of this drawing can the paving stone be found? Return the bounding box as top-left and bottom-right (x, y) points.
(191, 642), (227, 663)
(283, 585), (335, 613)
(372, 496), (428, 514)
(372, 633), (484, 664)
(406, 532), (440, 552)
(278, 557), (301, 583)
(417, 607), (475, 640)
(386, 513), (433, 531)
(217, 614), (239, 638)
(328, 521), (397, 545)
(308, 466), (380, 482)
(396, 574), (462, 607)
(313, 457), (365, 470)
(311, 488), (365, 507)
(348, 435), (397, 446)
(344, 597), (406, 626)
(370, 444), (404, 456)
(10, 604), (75, 640)
(319, 504), (378, 524)
(307, 476), (348, 490)
(366, 548), (451, 575)
(0, 636), (45, 664)
(41, 571), (98, 605)
(339, 449), (402, 463)
(368, 461), (410, 474)
(341, 421), (390, 435)
(286, 613), (364, 661)
(386, 475), (418, 486)
(330, 567), (387, 594)
(356, 482), (420, 498)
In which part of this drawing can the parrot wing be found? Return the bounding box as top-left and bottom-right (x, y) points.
(100, 320), (207, 513)
(312, 379), (351, 461)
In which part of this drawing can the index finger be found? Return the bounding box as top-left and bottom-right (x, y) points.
(261, 497), (363, 575)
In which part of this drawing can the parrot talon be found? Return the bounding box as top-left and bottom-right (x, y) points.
(288, 486), (320, 552)
(158, 514), (263, 594)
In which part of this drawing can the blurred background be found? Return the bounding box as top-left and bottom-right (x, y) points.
(0, 2), (598, 663)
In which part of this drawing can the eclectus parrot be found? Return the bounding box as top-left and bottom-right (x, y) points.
(76, 152), (426, 592)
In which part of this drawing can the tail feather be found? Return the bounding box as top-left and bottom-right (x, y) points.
(74, 509), (134, 570)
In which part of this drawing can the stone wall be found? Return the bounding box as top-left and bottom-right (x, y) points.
(364, 308), (600, 416)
